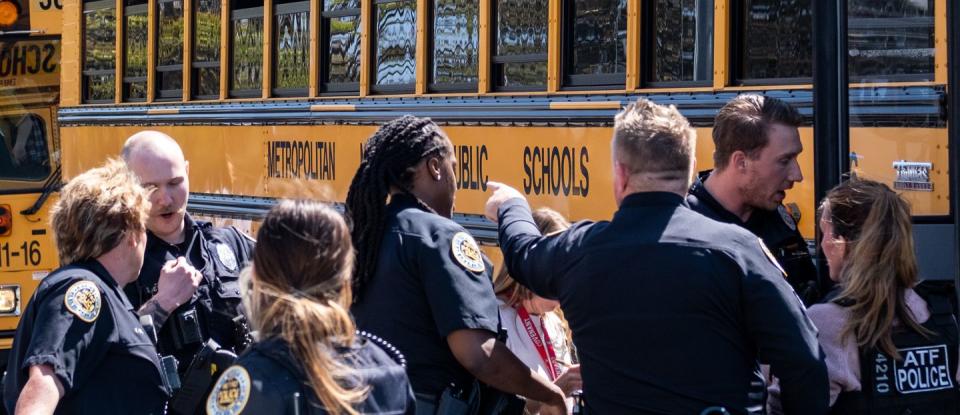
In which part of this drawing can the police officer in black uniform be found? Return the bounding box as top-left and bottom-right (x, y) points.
(346, 116), (567, 415)
(486, 99), (828, 414)
(3, 160), (172, 414)
(122, 131), (254, 414)
(205, 200), (415, 415)
(686, 94), (820, 305)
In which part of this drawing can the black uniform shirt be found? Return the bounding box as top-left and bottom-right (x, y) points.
(205, 336), (416, 414)
(687, 172), (820, 304)
(498, 192), (828, 415)
(3, 260), (170, 414)
(124, 214), (254, 366)
(351, 193), (500, 396)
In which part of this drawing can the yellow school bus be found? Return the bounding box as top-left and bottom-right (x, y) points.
(0, 0), (62, 377)
(48, 1), (959, 290)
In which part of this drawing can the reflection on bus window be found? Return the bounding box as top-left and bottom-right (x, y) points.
(0, 114), (49, 181)
(432, 0), (478, 90)
(323, 0), (361, 92)
(647, 0), (713, 85)
(493, 0), (548, 90)
(231, 1), (264, 97)
(848, 0), (934, 81)
(124, 0), (148, 101)
(565, 0), (626, 87)
(157, 0), (184, 99)
(737, 0), (811, 82)
(194, 0), (222, 99)
(274, 0), (310, 95)
(83, 0), (116, 103)
(375, 0), (416, 89)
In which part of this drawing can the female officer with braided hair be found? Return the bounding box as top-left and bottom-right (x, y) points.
(348, 116), (567, 415)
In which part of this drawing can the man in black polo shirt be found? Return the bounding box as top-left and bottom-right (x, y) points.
(687, 94), (820, 305)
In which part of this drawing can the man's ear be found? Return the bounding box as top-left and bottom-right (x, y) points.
(731, 151), (747, 171)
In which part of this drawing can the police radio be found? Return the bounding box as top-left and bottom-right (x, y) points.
(140, 315), (182, 391)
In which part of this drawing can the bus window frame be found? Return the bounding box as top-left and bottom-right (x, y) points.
(191, 0), (223, 100)
(640, 0), (713, 89)
(489, 0), (547, 92)
(0, 109), (55, 184)
(155, 0), (185, 101)
(560, 0), (626, 90)
(271, 0), (310, 97)
(82, 0), (118, 104)
(319, 3), (361, 95)
(123, 2), (149, 102)
(369, 0), (417, 95)
(846, 11), (936, 83)
(229, 5), (265, 98)
(427, 0), (479, 93)
(729, 0), (812, 87)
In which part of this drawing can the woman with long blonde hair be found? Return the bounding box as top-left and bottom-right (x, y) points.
(797, 179), (959, 414)
(205, 200), (415, 415)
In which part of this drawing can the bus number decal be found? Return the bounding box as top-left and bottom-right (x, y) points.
(523, 146), (590, 197)
(0, 240), (42, 268)
(38, 0), (63, 10)
(266, 140), (336, 180)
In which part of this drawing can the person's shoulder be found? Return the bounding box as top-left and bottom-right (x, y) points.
(807, 302), (849, 336)
(676, 207), (757, 249)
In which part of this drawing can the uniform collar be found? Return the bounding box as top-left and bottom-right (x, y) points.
(619, 191), (686, 209)
(76, 258), (120, 288)
(689, 170), (746, 225)
(388, 192), (427, 212)
(146, 213), (199, 250)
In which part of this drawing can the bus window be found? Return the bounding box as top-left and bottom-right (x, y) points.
(431, 0), (478, 92)
(157, 0), (184, 100)
(644, 0), (713, 86)
(230, 0), (264, 97)
(373, 0), (416, 93)
(193, 0), (222, 99)
(492, 0), (547, 91)
(321, 0), (361, 93)
(83, 0), (116, 103)
(273, 0), (309, 96)
(124, 0), (148, 101)
(848, 0), (934, 82)
(734, 0), (811, 84)
(562, 0), (626, 89)
(0, 114), (50, 181)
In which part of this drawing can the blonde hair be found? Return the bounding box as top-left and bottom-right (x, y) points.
(244, 200), (366, 415)
(494, 208), (571, 307)
(823, 179), (931, 358)
(612, 98), (697, 189)
(51, 158), (148, 265)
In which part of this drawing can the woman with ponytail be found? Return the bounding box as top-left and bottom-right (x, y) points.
(205, 200), (415, 415)
(773, 179), (960, 414)
(347, 116), (567, 415)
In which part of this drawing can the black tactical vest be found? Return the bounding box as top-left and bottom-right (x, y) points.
(831, 285), (960, 414)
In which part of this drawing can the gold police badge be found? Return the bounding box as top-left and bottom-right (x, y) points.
(64, 280), (101, 323)
(451, 232), (485, 273)
(206, 366), (251, 415)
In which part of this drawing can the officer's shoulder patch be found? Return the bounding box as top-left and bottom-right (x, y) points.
(777, 205), (797, 231)
(63, 280), (101, 323)
(451, 231), (485, 273)
(215, 243), (238, 272)
(757, 238), (787, 278)
(206, 365), (251, 415)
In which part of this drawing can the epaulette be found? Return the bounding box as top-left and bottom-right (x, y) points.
(357, 330), (407, 368)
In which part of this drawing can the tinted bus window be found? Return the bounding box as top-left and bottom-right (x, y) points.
(432, 0), (478, 90)
(736, 0), (811, 83)
(194, 0), (221, 99)
(0, 114), (50, 181)
(83, 0), (116, 103)
(274, 0), (309, 95)
(374, 0), (416, 91)
(646, 0), (713, 85)
(124, 2), (148, 101)
(157, 0), (184, 99)
(231, 3), (264, 97)
(322, 0), (361, 92)
(848, 0), (934, 81)
(564, 0), (626, 88)
(493, 0), (547, 90)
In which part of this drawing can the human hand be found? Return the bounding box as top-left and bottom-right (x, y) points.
(154, 257), (202, 312)
(554, 364), (582, 396)
(484, 181), (526, 223)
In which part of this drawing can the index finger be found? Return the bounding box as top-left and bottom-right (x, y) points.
(486, 181), (504, 191)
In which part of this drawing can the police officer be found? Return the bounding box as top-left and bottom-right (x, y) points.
(346, 116), (567, 415)
(205, 200), (415, 414)
(686, 94), (820, 305)
(486, 99), (829, 414)
(3, 159), (176, 414)
(121, 131), (254, 413)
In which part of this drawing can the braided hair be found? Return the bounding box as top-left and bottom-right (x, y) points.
(345, 115), (452, 300)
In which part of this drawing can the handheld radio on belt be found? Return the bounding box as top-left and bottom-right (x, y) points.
(140, 315), (182, 392)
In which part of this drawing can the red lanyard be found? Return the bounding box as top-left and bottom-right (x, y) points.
(517, 305), (561, 380)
